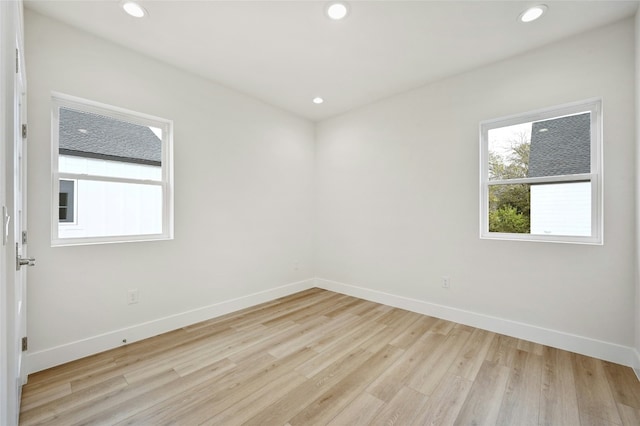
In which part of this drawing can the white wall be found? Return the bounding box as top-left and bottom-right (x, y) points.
(316, 19), (636, 361)
(25, 10), (315, 371)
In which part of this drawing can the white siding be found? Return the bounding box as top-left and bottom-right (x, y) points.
(58, 156), (163, 239)
(59, 155), (161, 180)
(530, 182), (591, 237)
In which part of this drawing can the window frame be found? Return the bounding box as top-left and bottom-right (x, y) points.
(51, 92), (174, 246)
(479, 98), (603, 245)
(58, 178), (76, 224)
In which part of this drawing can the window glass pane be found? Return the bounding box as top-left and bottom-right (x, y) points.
(488, 123), (531, 181)
(58, 107), (162, 181)
(489, 181), (591, 237)
(529, 113), (590, 177)
(59, 179), (75, 223)
(530, 182), (591, 236)
(489, 184), (531, 233)
(57, 179), (162, 239)
(488, 112), (590, 181)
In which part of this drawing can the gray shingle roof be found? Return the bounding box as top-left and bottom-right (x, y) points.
(59, 108), (161, 166)
(528, 112), (590, 178)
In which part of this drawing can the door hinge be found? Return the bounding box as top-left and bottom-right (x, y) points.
(15, 48), (18, 73)
(22, 337), (27, 351)
(22, 230), (27, 244)
(22, 124), (27, 139)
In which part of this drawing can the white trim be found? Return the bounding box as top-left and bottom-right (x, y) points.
(488, 173), (592, 186)
(634, 349), (640, 381)
(315, 277), (638, 369)
(26, 278), (315, 373)
(58, 172), (162, 186)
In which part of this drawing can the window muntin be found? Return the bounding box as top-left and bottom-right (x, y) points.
(480, 99), (602, 244)
(52, 93), (173, 246)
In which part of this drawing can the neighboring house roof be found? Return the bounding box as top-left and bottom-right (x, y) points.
(59, 108), (162, 166)
(528, 112), (590, 178)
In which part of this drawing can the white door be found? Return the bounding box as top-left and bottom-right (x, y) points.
(8, 15), (32, 425)
(0, 3), (29, 424)
(13, 38), (31, 394)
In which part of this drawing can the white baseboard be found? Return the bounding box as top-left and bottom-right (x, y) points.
(634, 349), (640, 381)
(315, 277), (638, 369)
(26, 278), (316, 374)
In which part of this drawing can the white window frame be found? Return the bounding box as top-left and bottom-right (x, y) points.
(58, 178), (77, 225)
(51, 92), (174, 246)
(479, 98), (603, 244)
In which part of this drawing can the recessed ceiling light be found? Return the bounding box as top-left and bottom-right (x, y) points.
(122, 1), (147, 18)
(326, 2), (349, 20)
(519, 5), (547, 23)
(313, 97), (324, 104)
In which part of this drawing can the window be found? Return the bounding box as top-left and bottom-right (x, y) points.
(58, 179), (75, 223)
(51, 93), (173, 246)
(480, 99), (602, 244)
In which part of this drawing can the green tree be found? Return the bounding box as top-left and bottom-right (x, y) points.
(489, 205), (530, 233)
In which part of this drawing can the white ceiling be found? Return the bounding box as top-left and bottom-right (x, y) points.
(25, 1), (639, 121)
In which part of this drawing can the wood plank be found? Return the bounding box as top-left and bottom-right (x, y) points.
(454, 360), (511, 426)
(84, 358), (236, 425)
(326, 392), (385, 426)
(167, 348), (317, 425)
(20, 375), (128, 426)
(389, 315), (438, 349)
(193, 371), (308, 425)
(18, 382), (71, 412)
(603, 361), (640, 408)
(368, 386), (428, 425)
(617, 403), (640, 426)
(296, 320), (387, 378)
(308, 309), (388, 354)
(486, 333), (519, 367)
(539, 346), (581, 426)
(114, 352), (278, 425)
(495, 349), (543, 426)
(367, 332), (446, 402)
(287, 345), (404, 426)
(572, 353), (623, 425)
(448, 328), (495, 381)
(242, 347), (375, 426)
(37, 369), (180, 425)
(429, 318), (456, 335)
(516, 338), (544, 356)
(407, 327), (472, 396)
(412, 373), (473, 426)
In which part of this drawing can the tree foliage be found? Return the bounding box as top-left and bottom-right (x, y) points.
(489, 205), (530, 234)
(488, 132), (531, 233)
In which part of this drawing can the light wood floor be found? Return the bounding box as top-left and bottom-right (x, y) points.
(20, 288), (640, 425)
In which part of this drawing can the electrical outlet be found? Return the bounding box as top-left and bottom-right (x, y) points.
(127, 289), (139, 304)
(442, 277), (451, 289)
